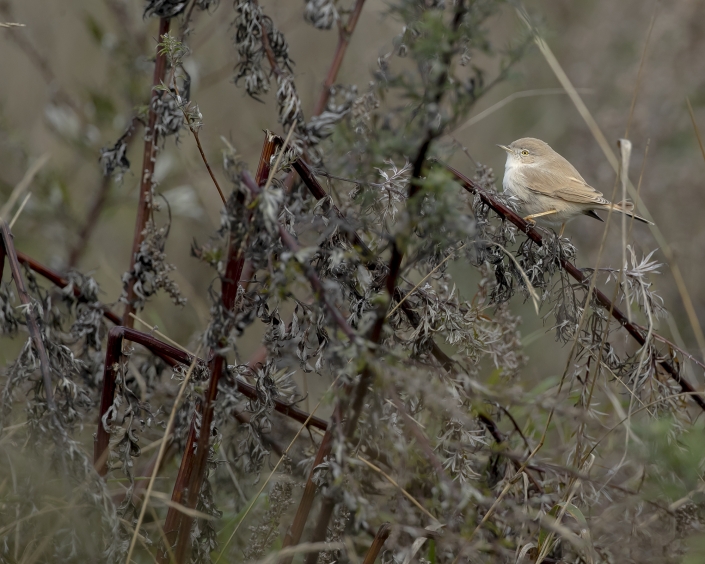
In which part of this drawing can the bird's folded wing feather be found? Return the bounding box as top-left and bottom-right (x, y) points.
(519, 166), (609, 205)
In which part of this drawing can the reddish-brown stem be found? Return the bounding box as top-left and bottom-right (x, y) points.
(173, 355), (224, 563)
(123, 17), (171, 328)
(0, 221), (55, 411)
(441, 162), (705, 412)
(237, 131), (281, 294)
(280, 422), (337, 557)
(164, 136), (281, 561)
(283, 140), (434, 561)
(278, 226), (362, 561)
(303, 111), (438, 564)
(158, 412), (199, 560)
(15, 251), (121, 325)
(280, 234), (387, 564)
(362, 523), (391, 564)
(255, 130), (282, 186)
(256, 2), (283, 80)
(312, 0), (367, 116)
(193, 131), (227, 205)
(94, 326), (203, 475)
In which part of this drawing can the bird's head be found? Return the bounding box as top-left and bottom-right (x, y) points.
(497, 138), (554, 166)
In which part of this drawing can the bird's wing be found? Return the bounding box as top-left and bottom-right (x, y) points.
(519, 166), (609, 205)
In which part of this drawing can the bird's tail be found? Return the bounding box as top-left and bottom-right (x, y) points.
(608, 200), (653, 225)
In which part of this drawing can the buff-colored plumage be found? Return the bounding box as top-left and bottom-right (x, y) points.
(498, 138), (651, 232)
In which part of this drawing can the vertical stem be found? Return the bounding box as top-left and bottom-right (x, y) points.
(157, 409), (199, 563)
(173, 355), (225, 563)
(280, 413), (338, 558)
(94, 327), (125, 475)
(165, 135), (278, 561)
(122, 17), (171, 327)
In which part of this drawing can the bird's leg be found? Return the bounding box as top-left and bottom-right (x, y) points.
(558, 223), (566, 238)
(523, 209), (559, 226)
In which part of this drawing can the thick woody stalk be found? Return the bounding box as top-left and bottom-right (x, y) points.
(166, 134), (283, 563)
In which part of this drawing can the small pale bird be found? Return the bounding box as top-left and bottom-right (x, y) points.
(498, 138), (651, 237)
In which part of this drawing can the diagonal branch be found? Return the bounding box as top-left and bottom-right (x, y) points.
(0, 221), (55, 411)
(440, 161), (705, 412)
(16, 251), (121, 325)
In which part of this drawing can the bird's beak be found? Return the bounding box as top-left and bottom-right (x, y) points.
(497, 144), (512, 153)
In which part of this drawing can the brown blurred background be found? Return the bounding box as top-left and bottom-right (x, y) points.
(1, 0), (703, 381)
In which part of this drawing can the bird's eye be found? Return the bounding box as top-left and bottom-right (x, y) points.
(521, 150), (529, 156)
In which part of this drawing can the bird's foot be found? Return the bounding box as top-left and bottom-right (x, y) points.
(522, 216), (537, 231)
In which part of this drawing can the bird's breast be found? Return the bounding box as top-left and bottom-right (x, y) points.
(502, 164), (532, 200)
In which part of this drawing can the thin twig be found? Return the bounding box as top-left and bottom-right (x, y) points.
(162, 45), (226, 205)
(312, 0), (367, 116)
(8, 193), (31, 230)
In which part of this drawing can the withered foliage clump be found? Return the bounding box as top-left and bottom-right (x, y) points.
(0, 1), (704, 564)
